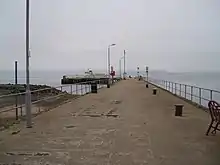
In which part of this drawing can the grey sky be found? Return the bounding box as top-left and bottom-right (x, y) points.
(0, 0), (220, 72)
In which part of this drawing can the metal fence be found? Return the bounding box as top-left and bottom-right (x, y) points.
(147, 78), (220, 109)
(0, 80), (106, 122)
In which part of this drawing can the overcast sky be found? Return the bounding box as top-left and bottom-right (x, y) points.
(0, 0), (220, 72)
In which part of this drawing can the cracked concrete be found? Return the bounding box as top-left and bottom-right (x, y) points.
(0, 79), (220, 165)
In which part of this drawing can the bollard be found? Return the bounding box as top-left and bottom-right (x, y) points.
(107, 83), (110, 88)
(146, 84), (149, 88)
(107, 78), (111, 88)
(91, 82), (98, 93)
(153, 88), (157, 95)
(175, 104), (183, 116)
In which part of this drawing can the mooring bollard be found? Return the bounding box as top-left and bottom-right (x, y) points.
(175, 104), (183, 116)
(107, 79), (110, 88)
(91, 82), (98, 93)
(107, 83), (110, 88)
(146, 84), (149, 88)
(153, 88), (157, 95)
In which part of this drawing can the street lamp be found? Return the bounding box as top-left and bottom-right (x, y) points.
(107, 44), (116, 78)
(25, 0), (32, 128)
(123, 50), (126, 79)
(119, 56), (124, 79)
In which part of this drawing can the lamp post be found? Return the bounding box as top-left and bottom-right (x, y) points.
(107, 44), (116, 77)
(146, 66), (149, 88)
(25, 0), (32, 128)
(119, 56), (124, 79)
(137, 66), (140, 80)
(107, 44), (116, 87)
(123, 50), (126, 79)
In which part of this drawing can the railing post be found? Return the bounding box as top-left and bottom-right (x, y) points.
(20, 94), (23, 117)
(76, 84), (78, 95)
(185, 85), (187, 98)
(210, 90), (213, 101)
(179, 84), (181, 96)
(175, 83), (176, 95)
(191, 86), (193, 101)
(172, 82), (173, 93)
(199, 88), (202, 105)
(70, 85), (73, 95)
(169, 82), (171, 91)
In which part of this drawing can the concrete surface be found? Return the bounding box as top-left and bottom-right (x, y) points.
(0, 79), (220, 165)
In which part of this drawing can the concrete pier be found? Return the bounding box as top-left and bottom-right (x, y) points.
(0, 79), (220, 164)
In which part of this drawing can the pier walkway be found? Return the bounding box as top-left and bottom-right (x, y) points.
(0, 79), (220, 164)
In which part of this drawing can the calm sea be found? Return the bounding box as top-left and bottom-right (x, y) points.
(0, 70), (219, 90)
(0, 70), (219, 106)
(0, 70), (80, 87)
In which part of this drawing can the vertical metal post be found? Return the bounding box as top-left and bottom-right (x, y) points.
(108, 46), (110, 78)
(25, 0), (32, 128)
(169, 82), (170, 91)
(172, 82), (173, 93)
(15, 61), (18, 120)
(175, 83), (176, 95)
(107, 46), (111, 87)
(70, 85), (73, 95)
(199, 88), (202, 105)
(179, 84), (181, 96)
(119, 59), (121, 78)
(210, 90), (213, 101)
(76, 84), (78, 95)
(146, 66), (149, 83)
(185, 85), (187, 98)
(123, 50), (126, 79)
(191, 86), (193, 101)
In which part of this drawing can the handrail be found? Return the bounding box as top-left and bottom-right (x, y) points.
(0, 79), (108, 120)
(145, 78), (220, 109)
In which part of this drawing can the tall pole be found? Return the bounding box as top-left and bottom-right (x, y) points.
(119, 57), (123, 79)
(107, 46), (110, 78)
(146, 66), (149, 88)
(15, 61), (18, 120)
(107, 44), (116, 86)
(119, 59), (121, 78)
(123, 50), (126, 79)
(26, 0), (32, 128)
(146, 66), (149, 82)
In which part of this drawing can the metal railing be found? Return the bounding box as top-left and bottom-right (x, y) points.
(147, 78), (220, 109)
(0, 80), (106, 122)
